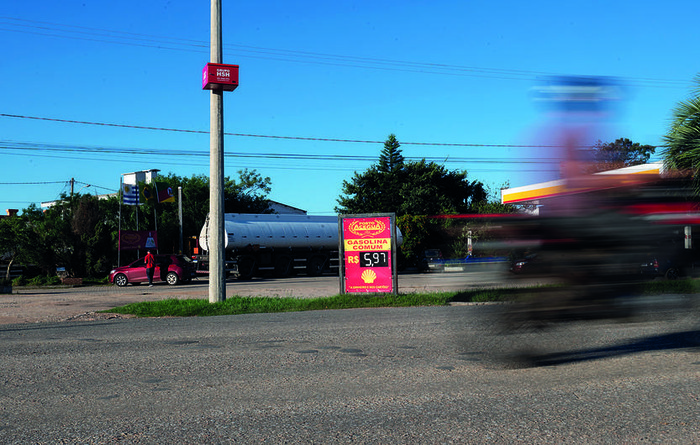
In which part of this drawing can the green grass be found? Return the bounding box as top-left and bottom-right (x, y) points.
(100, 278), (700, 319)
(640, 278), (700, 295)
(102, 292), (455, 318)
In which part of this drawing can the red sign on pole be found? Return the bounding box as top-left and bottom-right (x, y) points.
(202, 63), (239, 91)
(341, 215), (395, 294)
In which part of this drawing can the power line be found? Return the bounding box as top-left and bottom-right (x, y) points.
(0, 113), (578, 149)
(0, 179), (115, 193)
(71, 180), (115, 193)
(0, 16), (691, 88)
(0, 140), (566, 165)
(0, 147), (559, 176)
(0, 181), (66, 185)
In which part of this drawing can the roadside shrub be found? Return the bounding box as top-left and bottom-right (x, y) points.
(27, 276), (45, 286)
(27, 275), (61, 286)
(12, 276), (26, 286)
(83, 277), (109, 285)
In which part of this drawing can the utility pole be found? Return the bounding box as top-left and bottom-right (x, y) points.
(209, 0), (226, 303)
(178, 186), (184, 255)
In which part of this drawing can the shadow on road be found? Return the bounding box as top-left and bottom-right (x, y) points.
(526, 330), (700, 367)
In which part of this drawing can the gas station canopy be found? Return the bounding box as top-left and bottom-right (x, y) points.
(501, 163), (664, 206)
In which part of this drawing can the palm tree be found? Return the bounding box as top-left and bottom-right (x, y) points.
(662, 74), (700, 184)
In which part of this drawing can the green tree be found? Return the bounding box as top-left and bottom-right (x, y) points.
(336, 134), (487, 216)
(4, 168), (273, 279)
(587, 138), (656, 173)
(338, 134), (490, 265)
(71, 194), (119, 277)
(17, 194), (121, 278)
(398, 160), (486, 215)
(133, 169), (272, 255)
(0, 215), (32, 280)
(396, 215), (434, 266)
(378, 134), (404, 173)
(662, 74), (700, 190)
(28, 198), (79, 276)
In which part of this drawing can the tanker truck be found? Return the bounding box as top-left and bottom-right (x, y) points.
(195, 213), (403, 279)
(196, 213), (341, 279)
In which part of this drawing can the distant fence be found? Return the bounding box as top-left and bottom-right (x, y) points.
(0, 264), (25, 279)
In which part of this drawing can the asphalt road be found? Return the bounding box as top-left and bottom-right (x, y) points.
(2, 302), (700, 443)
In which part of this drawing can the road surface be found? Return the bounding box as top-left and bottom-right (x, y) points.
(1, 304), (699, 443)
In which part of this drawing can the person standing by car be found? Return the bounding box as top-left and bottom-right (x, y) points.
(145, 250), (155, 286)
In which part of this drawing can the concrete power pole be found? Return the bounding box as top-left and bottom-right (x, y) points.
(178, 186), (183, 255)
(209, 0), (226, 303)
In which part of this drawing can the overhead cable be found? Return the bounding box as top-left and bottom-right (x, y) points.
(0, 113), (578, 149)
(0, 16), (691, 88)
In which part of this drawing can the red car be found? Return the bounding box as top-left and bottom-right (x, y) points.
(109, 254), (196, 286)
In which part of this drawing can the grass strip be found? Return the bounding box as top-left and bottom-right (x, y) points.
(101, 279), (700, 319)
(640, 278), (700, 295)
(102, 292), (455, 318)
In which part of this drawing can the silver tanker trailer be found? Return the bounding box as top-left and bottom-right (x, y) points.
(197, 213), (340, 279)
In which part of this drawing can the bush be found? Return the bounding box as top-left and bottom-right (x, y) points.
(83, 277), (109, 285)
(27, 275), (61, 286)
(12, 276), (26, 286)
(396, 215), (435, 265)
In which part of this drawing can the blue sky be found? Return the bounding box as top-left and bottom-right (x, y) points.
(1, 1), (699, 215)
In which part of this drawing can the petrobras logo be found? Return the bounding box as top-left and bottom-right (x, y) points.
(347, 219), (386, 238)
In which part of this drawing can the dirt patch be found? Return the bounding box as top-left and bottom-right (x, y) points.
(0, 284), (212, 325)
(0, 277), (342, 325)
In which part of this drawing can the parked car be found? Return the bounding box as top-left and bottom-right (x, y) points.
(640, 257), (681, 280)
(510, 253), (540, 274)
(110, 254), (196, 286)
(420, 249), (444, 271)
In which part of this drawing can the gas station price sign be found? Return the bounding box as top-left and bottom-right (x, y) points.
(360, 251), (389, 268)
(339, 215), (398, 294)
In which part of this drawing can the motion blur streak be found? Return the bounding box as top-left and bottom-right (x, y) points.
(490, 77), (700, 366)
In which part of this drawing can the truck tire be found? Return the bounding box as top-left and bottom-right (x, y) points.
(306, 256), (326, 277)
(274, 256), (293, 277)
(237, 256), (256, 280)
(665, 267), (679, 280)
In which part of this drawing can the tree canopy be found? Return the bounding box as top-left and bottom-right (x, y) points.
(0, 215), (33, 280)
(378, 134), (404, 173)
(336, 134), (487, 216)
(126, 169), (272, 255)
(1, 169), (272, 279)
(586, 138), (656, 173)
(662, 74), (700, 185)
